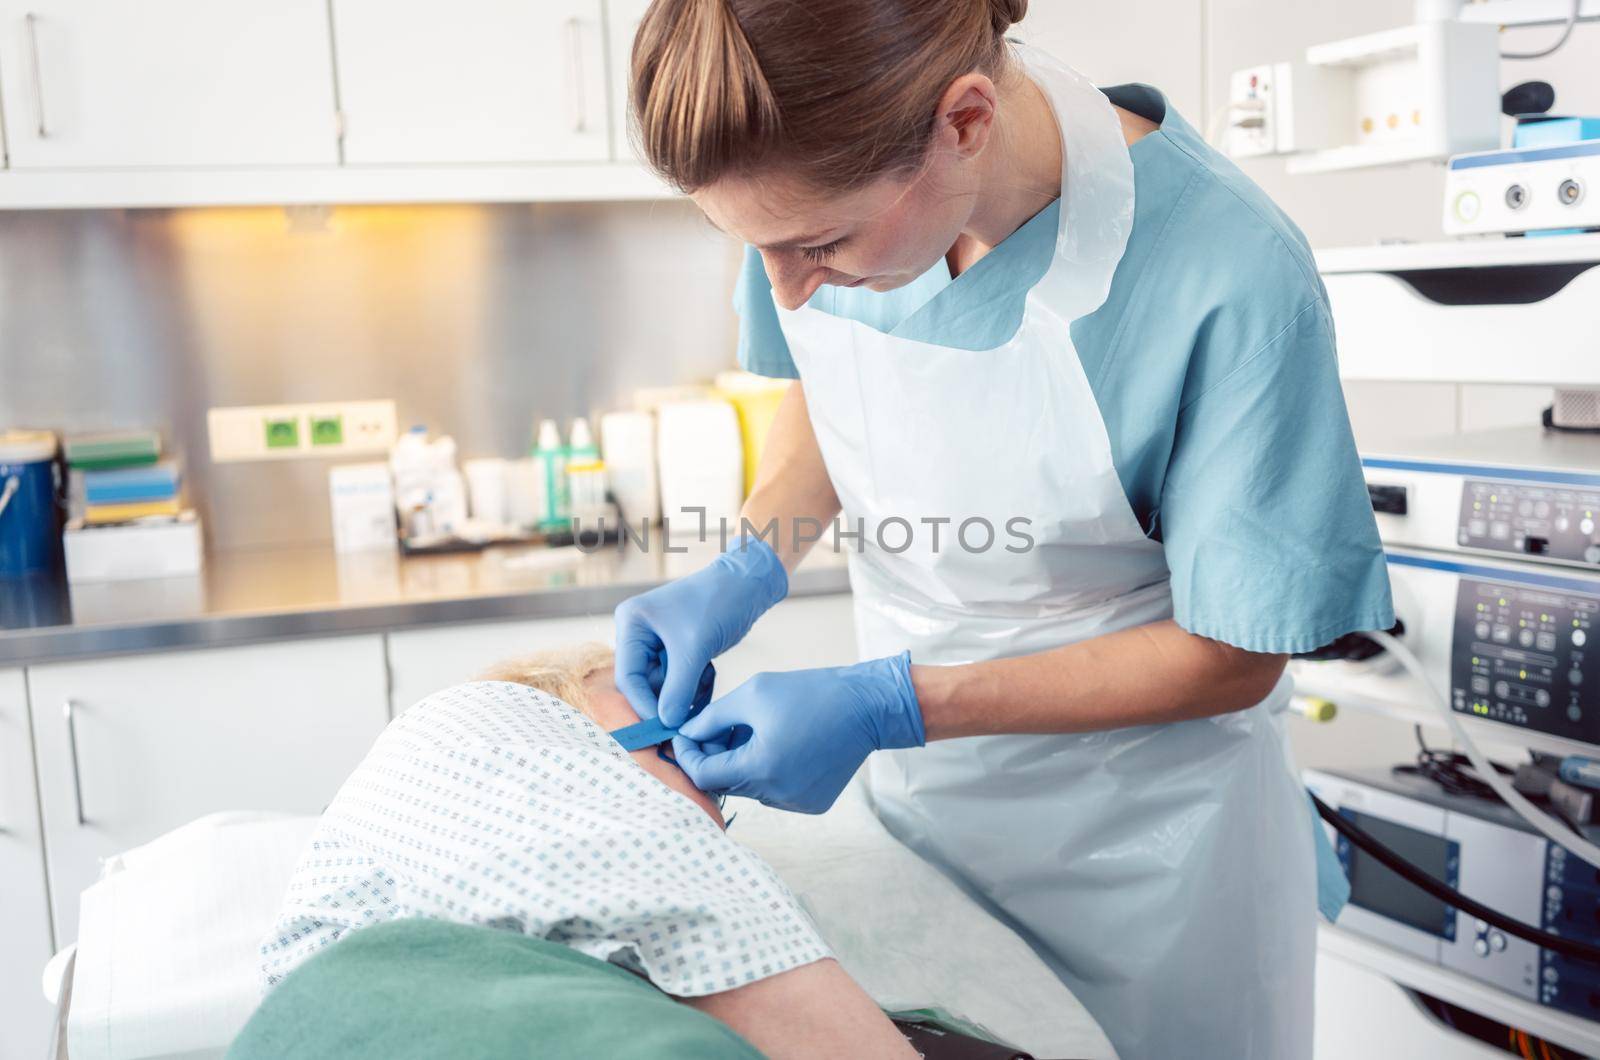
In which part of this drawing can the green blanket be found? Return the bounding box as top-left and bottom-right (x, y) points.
(228, 919), (765, 1060)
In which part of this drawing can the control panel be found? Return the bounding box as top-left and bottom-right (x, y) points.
(1308, 769), (1600, 1022)
(1458, 479), (1600, 565)
(1543, 844), (1600, 1017)
(1452, 576), (1600, 744)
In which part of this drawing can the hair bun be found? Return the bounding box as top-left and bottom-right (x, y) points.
(987, 0), (1027, 34)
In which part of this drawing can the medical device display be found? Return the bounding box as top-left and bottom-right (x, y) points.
(1307, 768), (1600, 1020)
(1363, 427), (1600, 570)
(1296, 547), (1600, 754)
(1444, 140), (1600, 235)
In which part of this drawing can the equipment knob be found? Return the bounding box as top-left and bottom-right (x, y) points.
(1475, 938), (1491, 957)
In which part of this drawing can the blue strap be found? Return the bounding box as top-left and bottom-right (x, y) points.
(609, 716), (679, 752)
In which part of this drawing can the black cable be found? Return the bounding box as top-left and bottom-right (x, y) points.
(1311, 791), (1600, 966)
(1399, 725), (1514, 801)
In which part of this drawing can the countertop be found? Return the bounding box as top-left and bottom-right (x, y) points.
(0, 541), (852, 666)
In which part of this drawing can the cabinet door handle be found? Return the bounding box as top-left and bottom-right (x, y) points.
(566, 16), (587, 134)
(25, 12), (49, 138)
(63, 698), (87, 826)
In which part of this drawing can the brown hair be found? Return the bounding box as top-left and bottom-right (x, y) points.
(631, 0), (1027, 193)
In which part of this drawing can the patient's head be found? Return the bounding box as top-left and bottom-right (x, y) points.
(477, 644), (723, 827)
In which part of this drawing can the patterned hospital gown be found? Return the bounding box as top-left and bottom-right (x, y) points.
(260, 681), (831, 996)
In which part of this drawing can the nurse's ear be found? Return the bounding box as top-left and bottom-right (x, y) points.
(931, 73), (1000, 163)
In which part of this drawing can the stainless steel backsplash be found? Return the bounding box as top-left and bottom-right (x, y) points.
(0, 201), (740, 551)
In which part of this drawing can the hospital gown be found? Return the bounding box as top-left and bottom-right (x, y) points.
(261, 682), (831, 996)
(734, 83), (1393, 919)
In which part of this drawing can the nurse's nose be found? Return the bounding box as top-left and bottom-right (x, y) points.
(760, 251), (831, 311)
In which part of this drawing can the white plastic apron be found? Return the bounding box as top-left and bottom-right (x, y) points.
(775, 48), (1316, 1060)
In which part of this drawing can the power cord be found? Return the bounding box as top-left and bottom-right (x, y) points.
(1398, 724), (1513, 800)
(1501, 0), (1583, 60)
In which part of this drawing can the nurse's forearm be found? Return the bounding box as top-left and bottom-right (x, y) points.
(739, 383), (842, 574)
(910, 619), (1288, 740)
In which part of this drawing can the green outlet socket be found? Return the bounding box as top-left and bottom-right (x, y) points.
(264, 417), (301, 450)
(310, 415), (344, 447)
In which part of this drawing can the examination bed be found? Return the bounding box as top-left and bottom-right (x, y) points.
(44, 778), (1117, 1060)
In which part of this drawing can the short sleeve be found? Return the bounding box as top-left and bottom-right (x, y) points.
(733, 245), (799, 380)
(1159, 300), (1394, 654)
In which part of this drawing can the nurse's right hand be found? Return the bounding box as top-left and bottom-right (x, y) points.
(614, 536), (790, 728)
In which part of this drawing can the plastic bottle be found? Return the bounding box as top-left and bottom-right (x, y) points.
(568, 417), (600, 463)
(532, 419), (569, 529)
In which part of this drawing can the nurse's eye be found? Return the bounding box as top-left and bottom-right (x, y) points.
(798, 238), (845, 264)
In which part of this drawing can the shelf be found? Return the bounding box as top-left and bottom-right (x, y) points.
(1305, 24), (1425, 68)
(1457, 0), (1600, 27)
(1315, 232), (1600, 273)
(1319, 925), (1600, 1057)
(1285, 139), (1451, 174)
(0, 161), (676, 211)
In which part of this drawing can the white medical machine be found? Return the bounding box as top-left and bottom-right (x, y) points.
(1444, 140), (1600, 236)
(1294, 235), (1600, 1056)
(1219, 0), (1600, 174)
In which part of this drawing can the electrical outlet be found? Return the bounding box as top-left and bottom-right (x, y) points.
(1227, 64), (1277, 157)
(209, 400), (398, 463)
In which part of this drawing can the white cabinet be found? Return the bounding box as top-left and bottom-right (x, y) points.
(388, 613), (617, 713)
(0, 0), (339, 169)
(607, 0), (653, 164)
(332, 0), (610, 165)
(386, 594), (859, 715)
(27, 636), (389, 944)
(1, 668), (54, 1060)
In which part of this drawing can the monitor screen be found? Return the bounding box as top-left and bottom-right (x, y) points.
(1344, 810), (1458, 938)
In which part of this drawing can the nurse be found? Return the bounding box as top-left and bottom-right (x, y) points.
(614, 2), (1393, 1057)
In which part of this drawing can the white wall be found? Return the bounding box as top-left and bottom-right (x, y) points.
(1017, 2), (1600, 452)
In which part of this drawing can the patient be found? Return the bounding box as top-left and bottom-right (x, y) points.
(254, 644), (915, 1059)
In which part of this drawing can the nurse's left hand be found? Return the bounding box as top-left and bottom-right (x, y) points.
(671, 652), (924, 814)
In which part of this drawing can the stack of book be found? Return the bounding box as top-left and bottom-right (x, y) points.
(64, 431), (183, 524)
(62, 431), (202, 582)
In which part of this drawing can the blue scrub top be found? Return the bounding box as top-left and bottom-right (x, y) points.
(734, 83), (1394, 658)
(736, 83), (1385, 920)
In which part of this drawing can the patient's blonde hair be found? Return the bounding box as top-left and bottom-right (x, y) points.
(476, 642), (615, 717)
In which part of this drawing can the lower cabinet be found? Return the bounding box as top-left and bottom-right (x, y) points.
(385, 593), (860, 714)
(1, 668), (55, 1060)
(27, 635), (390, 945)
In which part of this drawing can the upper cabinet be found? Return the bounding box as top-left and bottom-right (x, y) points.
(0, 0), (339, 169)
(607, 0), (652, 164)
(332, 0), (610, 165)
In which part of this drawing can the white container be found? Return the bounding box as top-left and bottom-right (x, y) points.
(328, 462), (397, 553)
(566, 459), (609, 519)
(504, 457), (548, 530)
(655, 400), (743, 538)
(462, 457), (510, 527)
(600, 410), (660, 524)
(64, 513), (204, 582)
(389, 428), (468, 539)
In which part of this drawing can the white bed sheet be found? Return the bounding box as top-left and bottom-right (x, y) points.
(61, 780), (1116, 1060)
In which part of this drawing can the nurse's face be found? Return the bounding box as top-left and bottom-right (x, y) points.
(691, 76), (995, 311)
(695, 162), (977, 311)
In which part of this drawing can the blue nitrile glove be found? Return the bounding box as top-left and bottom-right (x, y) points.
(670, 651), (924, 814)
(614, 536), (789, 727)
